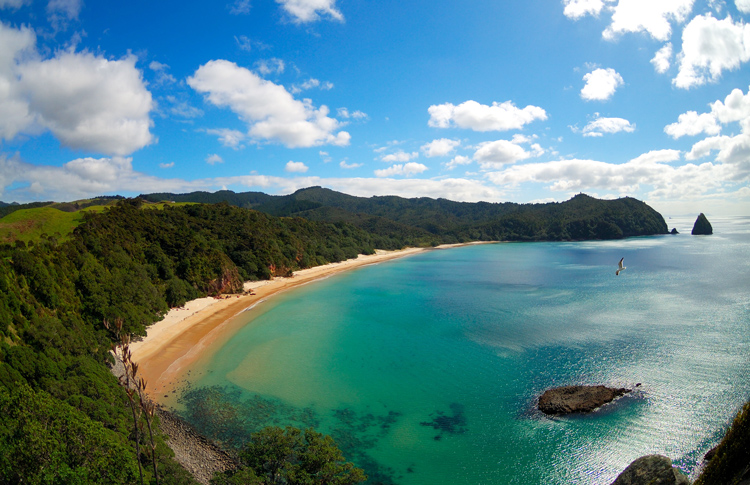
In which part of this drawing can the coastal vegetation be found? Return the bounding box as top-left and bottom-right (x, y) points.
(0, 189), (744, 483)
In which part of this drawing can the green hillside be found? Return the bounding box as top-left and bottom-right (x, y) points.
(141, 187), (669, 242)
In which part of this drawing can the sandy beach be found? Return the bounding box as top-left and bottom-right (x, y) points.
(130, 245), (481, 399)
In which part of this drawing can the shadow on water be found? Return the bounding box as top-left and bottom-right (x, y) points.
(176, 384), (405, 484)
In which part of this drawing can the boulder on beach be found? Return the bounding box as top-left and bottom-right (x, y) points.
(691, 213), (713, 235)
(538, 385), (631, 415)
(610, 454), (690, 485)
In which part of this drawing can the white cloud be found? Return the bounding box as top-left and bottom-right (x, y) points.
(651, 43), (673, 73)
(581, 68), (624, 101)
(0, 153), (211, 202)
(736, 0), (750, 13)
(276, 0), (343, 23)
(337, 108), (368, 120)
(188, 59), (350, 148)
(205, 128), (246, 149)
(159, 162), (174, 169)
(255, 58), (285, 75)
(0, 23), (36, 141)
(485, 149), (703, 197)
(710, 85), (750, 127)
(291, 78), (334, 94)
(381, 150), (418, 163)
(446, 155), (472, 170)
(166, 96), (204, 119)
(340, 160), (363, 169)
(149, 61), (177, 86)
(18, 51), (154, 156)
(428, 100), (547, 132)
(0, 0), (31, 8)
(603, 0), (695, 41)
(47, 0), (82, 30)
(581, 115), (636, 136)
(374, 162), (428, 178)
(206, 154), (223, 165)
(472, 139), (543, 169)
(563, 0), (608, 20)
(229, 0), (251, 15)
(664, 111), (721, 138)
(285, 160), (309, 172)
(674, 14), (750, 89)
(421, 138), (460, 157)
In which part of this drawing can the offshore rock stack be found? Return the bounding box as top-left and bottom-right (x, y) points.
(691, 213), (713, 235)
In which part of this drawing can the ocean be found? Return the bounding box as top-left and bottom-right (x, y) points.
(170, 216), (750, 484)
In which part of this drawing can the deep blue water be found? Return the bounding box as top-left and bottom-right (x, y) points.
(174, 216), (750, 484)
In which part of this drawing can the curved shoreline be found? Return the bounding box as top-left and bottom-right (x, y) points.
(130, 243), (490, 400)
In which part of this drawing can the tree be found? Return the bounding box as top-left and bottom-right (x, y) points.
(211, 426), (366, 485)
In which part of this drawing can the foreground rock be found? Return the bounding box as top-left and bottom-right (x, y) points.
(611, 455), (690, 485)
(692, 213), (713, 235)
(538, 385), (631, 415)
(156, 408), (238, 485)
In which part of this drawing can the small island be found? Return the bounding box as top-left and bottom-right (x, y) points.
(538, 385), (632, 415)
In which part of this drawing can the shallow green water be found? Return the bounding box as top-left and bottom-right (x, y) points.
(173, 216), (750, 484)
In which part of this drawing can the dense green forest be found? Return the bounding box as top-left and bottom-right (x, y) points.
(140, 187), (670, 242)
(0, 200), (386, 483)
(0, 192), (744, 484)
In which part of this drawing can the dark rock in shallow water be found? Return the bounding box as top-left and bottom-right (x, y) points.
(610, 455), (690, 485)
(538, 385), (630, 415)
(671, 228), (679, 235)
(692, 213), (713, 235)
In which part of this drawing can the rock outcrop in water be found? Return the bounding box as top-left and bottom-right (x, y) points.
(610, 455), (690, 485)
(538, 385), (631, 415)
(692, 213), (713, 235)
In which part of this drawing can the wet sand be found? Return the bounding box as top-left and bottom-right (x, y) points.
(130, 245), (482, 399)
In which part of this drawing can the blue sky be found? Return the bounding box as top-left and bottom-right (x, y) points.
(1, 0), (749, 216)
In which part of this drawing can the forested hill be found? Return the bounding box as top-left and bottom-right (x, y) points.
(140, 187), (669, 242)
(0, 199), (394, 483)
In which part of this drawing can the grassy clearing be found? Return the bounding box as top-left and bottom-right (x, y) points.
(0, 200), (198, 244)
(0, 206), (108, 243)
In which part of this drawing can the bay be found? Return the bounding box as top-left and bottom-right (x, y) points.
(172, 216), (750, 484)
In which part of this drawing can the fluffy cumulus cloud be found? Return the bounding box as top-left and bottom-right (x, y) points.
(421, 138), (460, 157)
(472, 137), (544, 170)
(374, 162), (428, 178)
(603, 0), (695, 41)
(205, 128), (246, 149)
(580, 115), (636, 137)
(664, 111), (721, 138)
(674, 14), (750, 89)
(484, 149), (729, 199)
(0, 23), (36, 141)
(17, 51), (154, 155)
(276, 0), (343, 23)
(0, 23), (154, 155)
(285, 160), (309, 172)
(651, 43), (673, 73)
(563, 0), (608, 20)
(580, 68), (624, 101)
(0, 153), (200, 202)
(738, 0), (750, 13)
(446, 155), (472, 170)
(206, 154), (223, 165)
(188, 59), (350, 148)
(381, 150), (418, 163)
(662, 86), (750, 183)
(428, 100), (547, 132)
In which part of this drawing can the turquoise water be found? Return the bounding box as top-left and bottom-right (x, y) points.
(174, 216), (750, 484)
